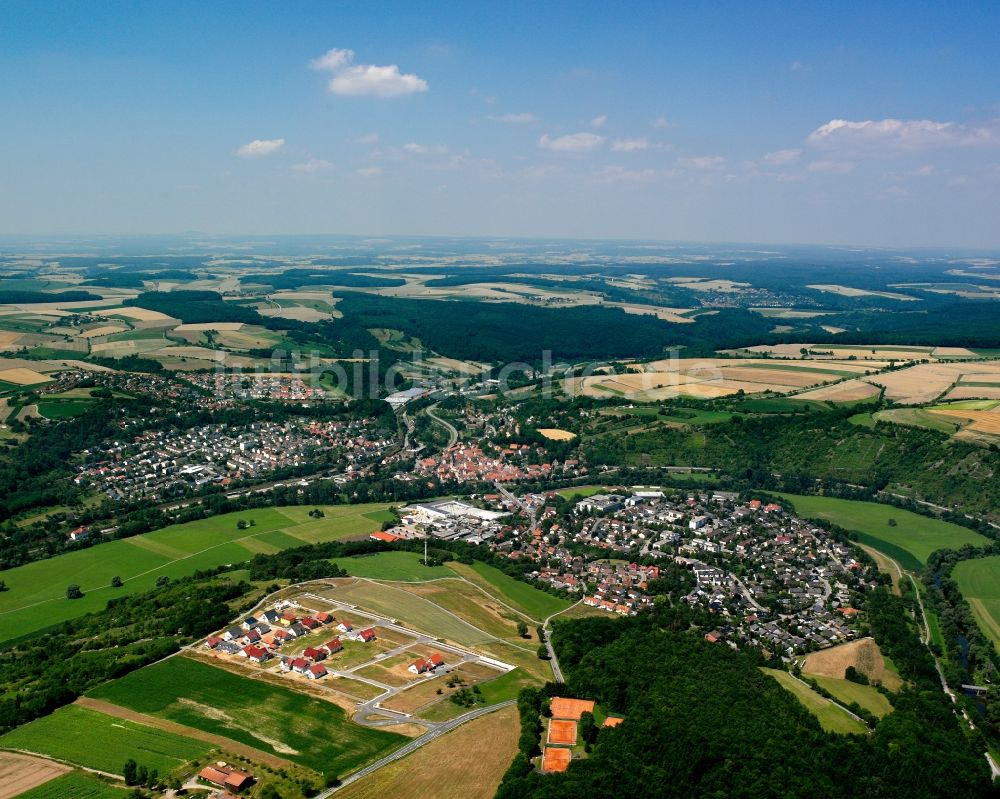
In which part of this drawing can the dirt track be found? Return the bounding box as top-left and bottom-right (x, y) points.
(74, 697), (295, 769)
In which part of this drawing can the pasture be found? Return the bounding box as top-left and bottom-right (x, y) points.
(775, 493), (987, 568)
(760, 669), (867, 735)
(13, 772), (130, 799)
(0, 705), (210, 776)
(953, 556), (1000, 652)
(0, 503), (391, 645)
(87, 656), (404, 775)
(333, 706), (518, 799)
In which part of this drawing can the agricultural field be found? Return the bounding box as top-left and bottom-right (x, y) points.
(867, 360), (1000, 405)
(0, 705), (210, 776)
(760, 669), (868, 735)
(87, 656), (405, 776)
(0, 752), (70, 799)
(0, 503), (391, 645)
(333, 706), (519, 799)
(953, 557), (1000, 652)
(12, 772), (130, 799)
(567, 357), (881, 402)
(775, 493), (988, 569)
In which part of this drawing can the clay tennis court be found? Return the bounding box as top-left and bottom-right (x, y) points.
(549, 697), (595, 720)
(542, 747), (572, 773)
(547, 719), (578, 745)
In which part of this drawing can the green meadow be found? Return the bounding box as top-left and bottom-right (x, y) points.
(953, 556), (1000, 652)
(0, 503), (390, 644)
(776, 493), (988, 569)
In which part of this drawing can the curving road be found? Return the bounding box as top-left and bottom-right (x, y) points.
(425, 403), (459, 448)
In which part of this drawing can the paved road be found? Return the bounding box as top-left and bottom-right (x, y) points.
(318, 700), (517, 796)
(426, 403), (459, 448)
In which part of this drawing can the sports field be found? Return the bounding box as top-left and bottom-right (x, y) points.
(953, 556), (1000, 652)
(775, 493), (987, 568)
(0, 705), (210, 775)
(13, 772), (131, 799)
(760, 668), (867, 735)
(0, 503), (391, 645)
(87, 655), (404, 775)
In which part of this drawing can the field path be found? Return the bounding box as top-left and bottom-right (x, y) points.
(74, 697), (295, 769)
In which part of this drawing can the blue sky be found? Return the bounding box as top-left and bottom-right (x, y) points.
(2, 1), (999, 246)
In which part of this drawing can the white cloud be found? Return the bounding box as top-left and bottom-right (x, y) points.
(912, 164), (936, 176)
(591, 115), (608, 128)
(807, 118), (999, 152)
(291, 158), (333, 174)
(677, 155), (726, 170)
(236, 138), (285, 158)
(357, 166), (383, 176)
(807, 159), (857, 174)
(488, 113), (537, 123)
(538, 132), (605, 153)
(402, 142), (449, 155)
(762, 148), (802, 165)
(310, 47), (428, 97)
(356, 132), (379, 144)
(612, 137), (650, 152)
(652, 116), (675, 129)
(791, 60), (812, 72)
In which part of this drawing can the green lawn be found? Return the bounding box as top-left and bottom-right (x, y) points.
(760, 668), (868, 735)
(342, 551), (456, 581)
(0, 503), (390, 645)
(14, 772), (130, 799)
(555, 485), (606, 499)
(953, 556), (1000, 652)
(775, 493), (988, 568)
(0, 705), (210, 775)
(87, 656), (404, 776)
(447, 561), (571, 621)
(807, 676), (893, 717)
(477, 668), (540, 704)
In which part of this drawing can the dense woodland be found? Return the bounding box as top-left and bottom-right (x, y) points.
(496, 596), (994, 799)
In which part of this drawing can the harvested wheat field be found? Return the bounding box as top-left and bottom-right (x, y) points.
(872, 361), (1000, 404)
(0, 751), (71, 799)
(95, 306), (177, 322)
(259, 305), (333, 322)
(793, 380), (882, 402)
(930, 407), (1000, 436)
(333, 706), (519, 799)
(612, 303), (699, 323)
(174, 322), (244, 331)
(79, 324), (128, 338)
(0, 367), (51, 385)
(0, 331), (22, 347)
(944, 385), (1000, 401)
(537, 428), (577, 441)
(802, 638), (902, 691)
